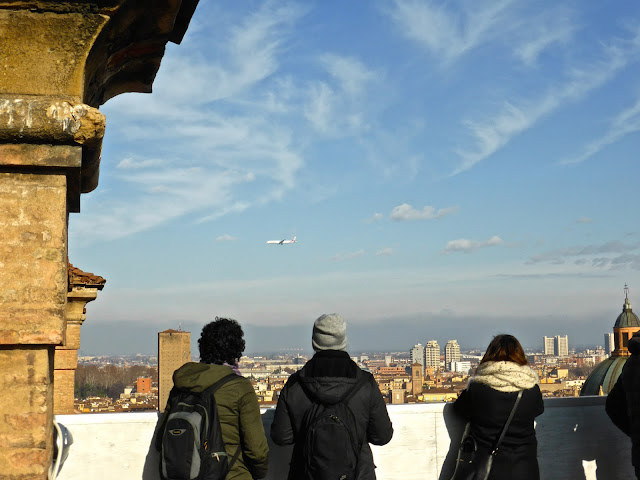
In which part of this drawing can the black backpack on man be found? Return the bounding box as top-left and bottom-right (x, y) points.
(300, 376), (367, 480)
(156, 373), (241, 480)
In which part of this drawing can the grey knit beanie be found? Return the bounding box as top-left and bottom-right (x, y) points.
(312, 313), (347, 351)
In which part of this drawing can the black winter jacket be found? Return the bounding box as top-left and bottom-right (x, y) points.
(270, 350), (393, 480)
(606, 334), (640, 467)
(453, 362), (544, 480)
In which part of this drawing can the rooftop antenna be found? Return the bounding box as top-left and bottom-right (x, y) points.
(178, 322), (183, 332)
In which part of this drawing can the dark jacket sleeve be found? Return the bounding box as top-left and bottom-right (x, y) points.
(270, 382), (295, 446)
(238, 388), (270, 478)
(532, 385), (544, 417)
(365, 375), (393, 446)
(606, 377), (630, 436)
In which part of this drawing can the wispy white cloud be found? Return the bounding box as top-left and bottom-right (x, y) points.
(376, 247), (394, 256)
(562, 95), (640, 165)
(365, 213), (384, 223)
(386, 0), (516, 64)
(329, 250), (366, 262)
(70, 4), (307, 245)
(576, 217), (593, 224)
(304, 54), (378, 137)
(116, 157), (165, 169)
(390, 203), (458, 221)
(527, 240), (640, 265)
(451, 25), (640, 176)
(319, 54), (378, 97)
(512, 8), (575, 66)
(216, 234), (237, 242)
(443, 235), (503, 254)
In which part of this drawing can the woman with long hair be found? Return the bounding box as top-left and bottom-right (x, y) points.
(453, 334), (544, 479)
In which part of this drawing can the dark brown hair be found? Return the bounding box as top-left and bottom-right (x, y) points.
(480, 334), (528, 366)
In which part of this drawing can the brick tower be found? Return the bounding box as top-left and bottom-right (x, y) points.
(158, 329), (191, 412)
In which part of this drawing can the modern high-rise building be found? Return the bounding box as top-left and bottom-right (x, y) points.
(425, 340), (440, 369)
(604, 333), (615, 355)
(445, 340), (461, 370)
(158, 329), (191, 412)
(543, 336), (555, 355)
(410, 343), (425, 374)
(555, 335), (569, 357)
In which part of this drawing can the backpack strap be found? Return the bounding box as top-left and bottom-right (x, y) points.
(205, 372), (242, 394)
(205, 373), (243, 469)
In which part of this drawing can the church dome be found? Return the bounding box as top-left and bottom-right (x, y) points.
(580, 355), (627, 396)
(581, 285), (639, 396)
(614, 297), (640, 328)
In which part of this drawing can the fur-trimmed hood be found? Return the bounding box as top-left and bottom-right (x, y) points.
(472, 361), (540, 392)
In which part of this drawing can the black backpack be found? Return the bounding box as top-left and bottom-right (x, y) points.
(157, 373), (241, 480)
(300, 375), (368, 480)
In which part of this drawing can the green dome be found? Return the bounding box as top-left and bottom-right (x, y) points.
(580, 356), (627, 396)
(614, 298), (640, 327)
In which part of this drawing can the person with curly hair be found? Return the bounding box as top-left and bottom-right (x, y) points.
(167, 317), (269, 479)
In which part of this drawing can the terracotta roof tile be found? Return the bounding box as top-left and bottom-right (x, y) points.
(68, 262), (106, 290)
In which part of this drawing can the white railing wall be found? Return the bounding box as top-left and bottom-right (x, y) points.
(55, 396), (634, 480)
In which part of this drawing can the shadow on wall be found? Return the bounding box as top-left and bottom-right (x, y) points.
(141, 409), (294, 480)
(438, 403), (467, 480)
(437, 398), (632, 480)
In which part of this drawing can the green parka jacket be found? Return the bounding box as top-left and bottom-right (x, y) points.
(163, 362), (269, 480)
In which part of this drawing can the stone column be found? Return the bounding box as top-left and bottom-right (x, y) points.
(0, 2), (199, 477)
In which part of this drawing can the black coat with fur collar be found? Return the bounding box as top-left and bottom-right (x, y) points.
(270, 350), (393, 480)
(453, 361), (544, 480)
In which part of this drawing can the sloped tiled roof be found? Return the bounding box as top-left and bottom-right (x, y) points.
(68, 262), (106, 290)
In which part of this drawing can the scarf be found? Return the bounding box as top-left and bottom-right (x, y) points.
(472, 361), (539, 392)
(223, 361), (242, 376)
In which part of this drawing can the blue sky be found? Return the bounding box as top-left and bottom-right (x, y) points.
(70, 0), (640, 355)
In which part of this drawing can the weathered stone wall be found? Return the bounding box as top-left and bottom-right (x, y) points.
(0, 1), (199, 477)
(0, 347), (54, 477)
(0, 173), (68, 345)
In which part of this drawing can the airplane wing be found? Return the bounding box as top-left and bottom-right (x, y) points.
(267, 236), (296, 245)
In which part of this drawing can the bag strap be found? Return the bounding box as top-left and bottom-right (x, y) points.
(491, 390), (523, 455)
(228, 444), (242, 470)
(204, 372), (242, 395)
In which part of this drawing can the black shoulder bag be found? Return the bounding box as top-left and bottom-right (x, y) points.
(450, 390), (523, 480)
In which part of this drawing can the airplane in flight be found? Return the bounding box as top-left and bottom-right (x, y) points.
(267, 236), (297, 245)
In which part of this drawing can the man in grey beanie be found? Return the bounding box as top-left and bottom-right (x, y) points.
(271, 313), (393, 480)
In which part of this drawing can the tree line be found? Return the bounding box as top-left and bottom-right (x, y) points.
(75, 364), (158, 400)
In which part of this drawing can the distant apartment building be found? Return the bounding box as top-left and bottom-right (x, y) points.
(410, 343), (425, 374)
(604, 333), (615, 355)
(543, 336), (555, 355)
(451, 361), (472, 374)
(158, 329), (191, 412)
(555, 335), (569, 357)
(445, 340), (461, 370)
(425, 340), (440, 369)
(384, 355), (392, 366)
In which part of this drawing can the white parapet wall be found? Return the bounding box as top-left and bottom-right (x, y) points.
(55, 396), (634, 480)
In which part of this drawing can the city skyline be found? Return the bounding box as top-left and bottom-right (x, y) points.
(68, 1), (640, 355)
